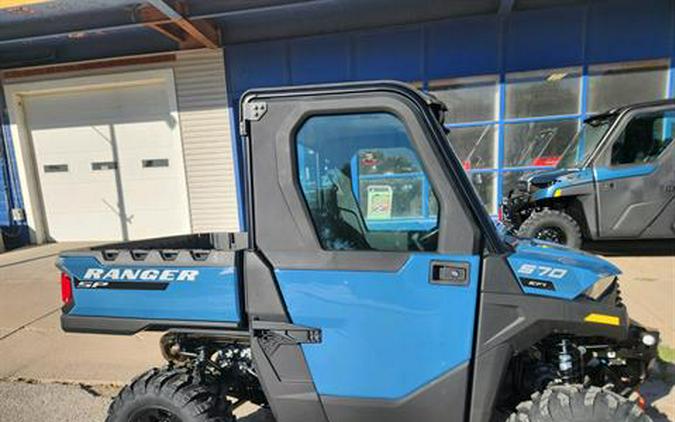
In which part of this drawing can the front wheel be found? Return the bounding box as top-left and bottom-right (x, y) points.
(106, 367), (233, 422)
(508, 385), (652, 422)
(518, 209), (582, 248)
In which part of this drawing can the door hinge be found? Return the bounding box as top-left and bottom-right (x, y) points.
(240, 101), (267, 136)
(243, 101), (268, 122)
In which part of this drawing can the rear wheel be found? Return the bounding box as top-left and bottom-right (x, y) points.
(106, 367), (233, 422)
(518, 209), (582, 248)
(508, 385), (652, 422)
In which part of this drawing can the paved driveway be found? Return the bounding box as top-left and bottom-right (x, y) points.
(0, 244), (672, 420)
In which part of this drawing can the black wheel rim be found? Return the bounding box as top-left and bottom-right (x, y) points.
(130, 407), (181, 422)
(534, 226), (567, 244)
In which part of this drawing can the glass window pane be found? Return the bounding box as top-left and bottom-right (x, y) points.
(468, 172), (497, 215)
(505, 68), (581, 119)
(610, 109), (675, 165)
(359, 177), (423, 219)
(504, 119), (579, 168)
(296, 112), (439, 252)
(588, 61), (669, 113)
(447, 125), (498, 169)
(429, 77), (498, 123)
(358, 148), (422, 175)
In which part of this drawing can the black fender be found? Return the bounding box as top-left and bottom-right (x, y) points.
(468, 256), (629, 422)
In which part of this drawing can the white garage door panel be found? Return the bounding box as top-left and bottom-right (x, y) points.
(23, 77), (191, 242)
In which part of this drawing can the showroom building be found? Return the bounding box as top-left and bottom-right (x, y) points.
(1, 0), (674, 247)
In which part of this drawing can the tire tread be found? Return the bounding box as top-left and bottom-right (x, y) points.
(508, 385), (652, 422)
(106, 367), (232, 422)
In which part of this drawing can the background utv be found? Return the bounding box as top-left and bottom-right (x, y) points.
(504, 99), (675, 248)
(58, 82), (659, 422)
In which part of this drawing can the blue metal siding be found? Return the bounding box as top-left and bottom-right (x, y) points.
(354, 26), (423, 81)
(227, 40), (289, 98)
(426, 15), (500, 79)
(225, 4), (675, 97)
(505, 6), (585, 72)
(587, 0), (672, 63)
(289, 34), (352, 84)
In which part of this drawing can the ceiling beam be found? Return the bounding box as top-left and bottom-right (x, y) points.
(143, 0), (220, 49)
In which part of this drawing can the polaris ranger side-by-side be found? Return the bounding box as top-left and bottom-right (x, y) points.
(504, 99), (675, 248)
(58, 82), (659, 422)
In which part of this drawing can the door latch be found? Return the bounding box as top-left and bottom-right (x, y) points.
(599, 182), (615, 191)
(252, 321), (322, 357)
(430, 261), (470, 285)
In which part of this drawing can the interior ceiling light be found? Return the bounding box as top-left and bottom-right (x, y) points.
(0, 0), (49, 8)
(546, 72), (568, 82)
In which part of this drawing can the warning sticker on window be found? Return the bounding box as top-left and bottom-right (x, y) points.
(366, 185), (393, 220)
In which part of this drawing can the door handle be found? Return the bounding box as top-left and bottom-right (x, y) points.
(599, 182), (615, 191)
(430, 261), (470, 285)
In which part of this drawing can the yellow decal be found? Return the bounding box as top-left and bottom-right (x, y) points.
(553, 188), (562, 197)
(0, 0), (49, 8)
(584, 313), (620, 326)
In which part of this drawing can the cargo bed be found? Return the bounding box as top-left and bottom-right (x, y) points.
(58, 233), (248, 335)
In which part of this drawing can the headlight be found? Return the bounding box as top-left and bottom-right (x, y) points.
(583, 276), (616, 300)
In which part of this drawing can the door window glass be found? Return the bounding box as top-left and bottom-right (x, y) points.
(610, 110), (675, 165)
(296, 113), (439, 252)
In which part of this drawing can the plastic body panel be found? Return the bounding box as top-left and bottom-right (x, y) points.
(275, 254), (480, 399)
(59, 248), (241, 325)
(594, 159), (673, 239)
(507, 239), (620, 300)
(469, 254), (630, 422)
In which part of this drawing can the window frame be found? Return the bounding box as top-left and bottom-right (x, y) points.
(594, 104), (675, 169)
(587, 59), (670, 114)
(279, 93), (481, 257)
(294, 113), (442, 251)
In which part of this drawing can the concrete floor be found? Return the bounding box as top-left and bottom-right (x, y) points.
(0, 381), (272, 422)
(0, 243), (672, 420)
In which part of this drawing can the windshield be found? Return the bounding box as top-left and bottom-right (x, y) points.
(557, 115), (615, 168)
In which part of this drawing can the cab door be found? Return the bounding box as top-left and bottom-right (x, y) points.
(244, 86), (489, 422)
(595, 106), (675, 239)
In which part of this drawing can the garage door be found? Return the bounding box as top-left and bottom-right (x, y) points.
(23, 78), (191, 242)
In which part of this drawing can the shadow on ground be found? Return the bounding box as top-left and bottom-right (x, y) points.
(583, 240), (675, 257)
(239, 409), (275, 422)
(643, 359), (675, 421)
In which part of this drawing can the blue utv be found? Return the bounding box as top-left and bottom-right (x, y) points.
(58, 82), (660, 422)
(504, 99), (675, 248)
